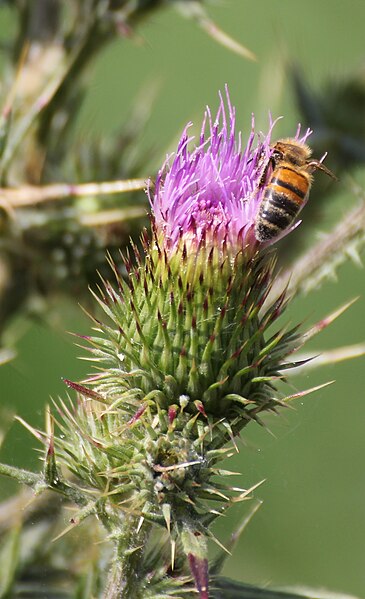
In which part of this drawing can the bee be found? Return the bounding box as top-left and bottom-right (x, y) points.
(254, 138), (336, 243)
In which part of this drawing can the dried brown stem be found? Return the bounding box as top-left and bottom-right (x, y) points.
(0, 178), (146, 208)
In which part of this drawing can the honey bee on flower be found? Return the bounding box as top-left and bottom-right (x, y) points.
(149, 86), (335, 251)
(254, 138), (337, 243)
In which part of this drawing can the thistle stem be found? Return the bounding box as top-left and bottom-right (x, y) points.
(102, 516), (151, 599)
(0, 462), (43, 488)
(103, 558), (125, 599)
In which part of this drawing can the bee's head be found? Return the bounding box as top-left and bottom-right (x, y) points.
(272, 139), (311, 166)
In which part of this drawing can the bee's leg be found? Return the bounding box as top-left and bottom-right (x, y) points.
(259, 155), (276, 187)
(307, 160), (338, 180)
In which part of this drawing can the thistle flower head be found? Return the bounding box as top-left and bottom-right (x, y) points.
(69, 89), (315, 446)
(150, 86), (312, 252)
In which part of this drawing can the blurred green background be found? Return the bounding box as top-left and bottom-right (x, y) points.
(1, 0), (365, 596)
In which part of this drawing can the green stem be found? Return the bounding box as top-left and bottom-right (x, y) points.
(0, 462), (43, 488)
(103, 557), (125, 599)
(0, 462), (89, 506)
(102, 516), (151, 599)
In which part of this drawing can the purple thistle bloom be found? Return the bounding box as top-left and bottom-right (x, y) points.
(149, 86), (311, 251)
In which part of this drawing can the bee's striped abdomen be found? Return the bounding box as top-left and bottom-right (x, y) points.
(255, 165), (310, 242)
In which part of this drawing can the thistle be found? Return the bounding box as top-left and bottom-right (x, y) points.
(0, 89), (339, 598)
(51, 88), (316, 597)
